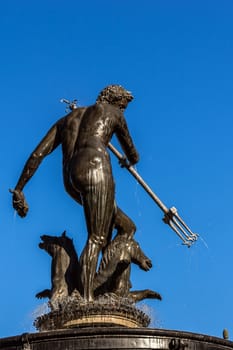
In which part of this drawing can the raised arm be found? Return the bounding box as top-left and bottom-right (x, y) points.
(11, 119), (63, 217)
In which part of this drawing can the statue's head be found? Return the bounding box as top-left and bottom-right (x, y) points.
(96, 85), (133, 110)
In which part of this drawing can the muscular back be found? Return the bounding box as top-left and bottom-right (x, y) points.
(59, 107), (87, 165)
(73, 103), (138, 164)
(67, 102), (138, 196)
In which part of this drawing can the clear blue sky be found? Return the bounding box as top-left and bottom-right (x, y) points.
(1, 0), (233, 339)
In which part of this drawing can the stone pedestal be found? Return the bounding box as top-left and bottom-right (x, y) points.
(1, 328), (233, 350)
(34, 296), (150, 331)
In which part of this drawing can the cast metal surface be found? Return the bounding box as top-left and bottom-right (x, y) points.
(1, 328), (233, 350)
(10, 84), (198, 331)
(11, 85), (140, 303)
(34, 231), (161, 330)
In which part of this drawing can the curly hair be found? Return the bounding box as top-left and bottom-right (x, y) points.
(96, 85), (133, 109)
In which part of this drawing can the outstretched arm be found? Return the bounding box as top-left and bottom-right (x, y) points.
(11, 119), (63, 217)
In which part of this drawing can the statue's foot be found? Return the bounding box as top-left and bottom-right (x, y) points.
(83, 291), (94, 302)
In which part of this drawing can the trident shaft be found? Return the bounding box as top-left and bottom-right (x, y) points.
(108, 143), (198, 247)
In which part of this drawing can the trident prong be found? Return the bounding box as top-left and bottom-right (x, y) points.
(163, 207), (199, 247)
(108, 143), (199, 247)
(60, 98), (78, 112)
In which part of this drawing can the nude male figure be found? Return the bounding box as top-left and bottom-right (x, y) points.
(11, 85), (139, 301)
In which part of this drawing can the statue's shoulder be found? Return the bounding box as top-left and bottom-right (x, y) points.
(67, 107), (87, 119)
(54, 108), (87, 138)
(61, 107), (87, 125)
(80, 103), (112, 117)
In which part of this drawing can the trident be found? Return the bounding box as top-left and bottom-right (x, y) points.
(108, 143), (198, 247)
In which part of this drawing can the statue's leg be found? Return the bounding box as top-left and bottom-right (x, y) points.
(103, 205), (136, 255)
(80, 168), (115, 301)
(114, 207), (136, 239)
(80, 240), (100, 301)
(94, 241), (131, 292)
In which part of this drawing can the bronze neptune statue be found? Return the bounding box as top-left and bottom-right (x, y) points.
(11, 85), (140, 302)
(11, 85), (198, 330)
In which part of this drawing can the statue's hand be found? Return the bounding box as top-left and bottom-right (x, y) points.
(128, 150), (139, 166)
(119, 155), (130, 168)
(9, 189), (29, 218)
